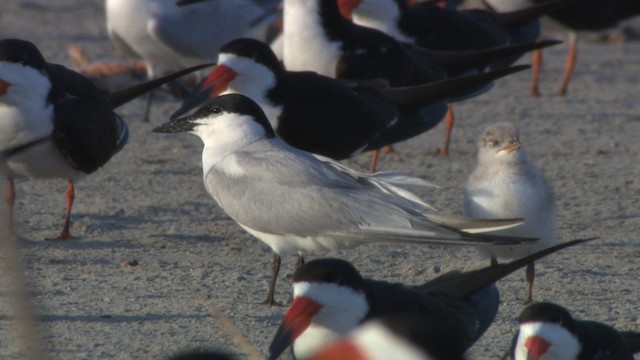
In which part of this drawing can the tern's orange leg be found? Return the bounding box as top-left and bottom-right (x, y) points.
(50, 180), (76, 241)
(530, 49), (543, 97)
(437, 104), (455, 156)
(557, 32), (577, 97)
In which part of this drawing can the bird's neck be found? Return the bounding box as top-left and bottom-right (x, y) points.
(283, 0), (345, 76)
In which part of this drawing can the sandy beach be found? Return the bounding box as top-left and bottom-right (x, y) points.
(1, 1), (639, 359)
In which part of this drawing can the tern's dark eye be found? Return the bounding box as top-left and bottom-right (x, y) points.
(486, 139), (498, 148)
(206, 105), (222, 114)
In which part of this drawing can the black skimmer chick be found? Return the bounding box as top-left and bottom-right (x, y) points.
(464, 122), (557, 304)
(486, 0), (640, 96)
(0, 38), (210, 239)
(308, 314), (467, 360)
(504, 302), (640, 360)
(267, 239), (593, 359)
(153, 94), (539, 305)
(340, 0), (567, 155)
(171, 38), (530, 168)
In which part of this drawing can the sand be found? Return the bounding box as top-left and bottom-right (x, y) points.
(1, 1), (639, 359)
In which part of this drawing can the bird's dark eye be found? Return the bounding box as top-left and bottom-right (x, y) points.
(206, 105), (222, 114)
(487, 139), (498, 147)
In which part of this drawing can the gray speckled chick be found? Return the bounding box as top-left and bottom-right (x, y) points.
(464, 122), (557, 304)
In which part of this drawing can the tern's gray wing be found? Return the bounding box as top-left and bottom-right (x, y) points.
(205, 141), (422, 233)
(204, 140), (521, 247)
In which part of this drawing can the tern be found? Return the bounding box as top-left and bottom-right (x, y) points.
(153, 94), (539, 305)
(464, 122), (557, 303)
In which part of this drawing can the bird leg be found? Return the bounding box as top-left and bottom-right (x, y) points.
(262, 253), (282, 306)
(5, 177), (15, 233)
(294, 254), (305, 272)
(68, 44), (146, 80)
(50, 180), (76, 241)
(369, 149), (381, 173)
(68, 44), (147, 94)
(143, 90), (155, 123)
(529, 49), (543, 97)
(525, 262), (535, 304)
(369, 145), (396, 173)
(557, 32), (577, 97)
(437, 104), (455, 156)
(490, 256), (498, 267)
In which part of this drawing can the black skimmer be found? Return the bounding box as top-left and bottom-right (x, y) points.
(308, 314), (467, 360)
(153, 93), (541, 305)
(464, 123), (557, 304)
(0, 38), (210, 239)
(171, 38), (530, 168)
(504, 302), (640, 360)
(486, 0), (640, 96)
(340, 0), (568, 155)
(267, 238), (593, 359)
